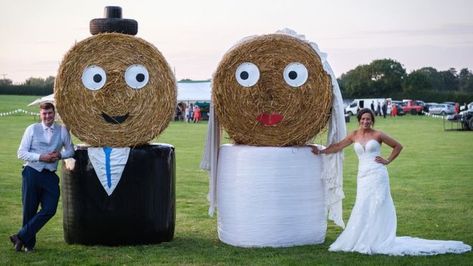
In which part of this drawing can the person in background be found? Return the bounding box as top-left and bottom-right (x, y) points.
(391, 104), (398, 117)
(461, 103), (467, 111)
(382, 101), (388, 119)
(175, 105), (182, 121)
(193, 105), (201, 123)
(186, 103), (194, 123)
(10, 102), (74, 253)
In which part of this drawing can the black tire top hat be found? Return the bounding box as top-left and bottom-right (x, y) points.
(90, 6), (138, 36)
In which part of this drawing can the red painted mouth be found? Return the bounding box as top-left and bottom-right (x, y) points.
(256, 113), (284, 126)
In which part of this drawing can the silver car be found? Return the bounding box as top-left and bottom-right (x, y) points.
(428, 104), (455, 115)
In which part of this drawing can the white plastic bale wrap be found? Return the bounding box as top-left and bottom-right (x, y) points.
(216, 144), (327, 247)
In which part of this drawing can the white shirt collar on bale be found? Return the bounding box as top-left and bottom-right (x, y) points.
(88, 147), (130, 196)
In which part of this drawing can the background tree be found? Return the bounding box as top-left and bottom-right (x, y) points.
(44, 76), (55, 87)
(338, 59), (406, 98)
(369, 59), (407, 96)
(0, 78), (13, 86)
(403, 67), (460, 92)
(411, 67), (440, 91)
(338, 64), (372, 98)
(23, 76), (54, 88)
(458, 68), (473, 93)
(437, 68), (458, 91)
(403, 70), (432, 93)
(0, 76), (54, 96)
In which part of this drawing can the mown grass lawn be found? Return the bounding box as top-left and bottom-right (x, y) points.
(0, 95), (472, 265)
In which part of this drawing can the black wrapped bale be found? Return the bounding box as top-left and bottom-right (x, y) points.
(62, 144), (175, 245)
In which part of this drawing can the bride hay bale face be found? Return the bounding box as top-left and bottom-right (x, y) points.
(213, 34), (333, 146)
(55, 33), (176, 147)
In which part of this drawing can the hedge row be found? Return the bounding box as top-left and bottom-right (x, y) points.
(0, 85), (53, 96)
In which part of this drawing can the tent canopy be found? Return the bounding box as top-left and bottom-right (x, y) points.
(28, 94), (55, 106)
(177, 81), (211, 102)
(28, 81), (212, 106)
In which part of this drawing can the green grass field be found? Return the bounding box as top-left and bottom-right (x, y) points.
(1, 95), (472, 265)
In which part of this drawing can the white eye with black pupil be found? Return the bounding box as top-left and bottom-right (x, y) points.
(235, 62), (260, 87)
(283, 62), (308, 88)
(125, 64), (149, 90)
(82, 65), (106, 91)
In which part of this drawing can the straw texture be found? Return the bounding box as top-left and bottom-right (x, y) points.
(55, 33), (176, 147)
(212, 34), (332, 146)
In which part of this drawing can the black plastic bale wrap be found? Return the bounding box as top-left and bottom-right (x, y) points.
(61, 144), (175, 245)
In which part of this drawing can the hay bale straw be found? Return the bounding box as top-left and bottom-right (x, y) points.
(213, 34), (332, 146)
(55, 33), (176, 147)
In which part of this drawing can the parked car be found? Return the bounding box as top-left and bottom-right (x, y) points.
(460, 109), (473, 130)
(442, 101), (456, 106)
(392, 103), (405, 116)
(428, 104), (455, 115)
(344, 98), (387, 116)
(401, 99), (424, 115)
(423, 102), (438, 113)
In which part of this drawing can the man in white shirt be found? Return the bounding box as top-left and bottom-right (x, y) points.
(10, 102), (74, 253)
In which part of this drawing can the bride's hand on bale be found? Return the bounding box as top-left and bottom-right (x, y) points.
(375, 156), (390, 165)
(310, 145), (323, 155)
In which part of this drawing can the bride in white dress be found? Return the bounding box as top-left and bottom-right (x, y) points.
(312, 108), (471, 256)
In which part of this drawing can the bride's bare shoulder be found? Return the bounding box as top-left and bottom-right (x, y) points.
(372, 129), (383, 135)
(375, 130), (392, 142)
(348, 130), (358, 139)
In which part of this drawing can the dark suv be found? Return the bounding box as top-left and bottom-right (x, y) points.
(460, 109), (473, 130)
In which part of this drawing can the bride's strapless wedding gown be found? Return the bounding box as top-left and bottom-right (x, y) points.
(329, 139), (471, 255)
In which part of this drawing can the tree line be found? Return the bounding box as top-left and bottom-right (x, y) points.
(0, 76), (54, 96)
(338, 59), (473, 103)
(2, 60), (473, 103)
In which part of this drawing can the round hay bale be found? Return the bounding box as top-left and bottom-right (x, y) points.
(55, 32), (176, 147)
(213, 34), (332, 146)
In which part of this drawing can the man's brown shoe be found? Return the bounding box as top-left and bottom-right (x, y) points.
(9, 234), (24, 252)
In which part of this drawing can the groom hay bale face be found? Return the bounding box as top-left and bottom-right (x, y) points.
(213, 34), (333, 146)
(55, 33), (176, 147)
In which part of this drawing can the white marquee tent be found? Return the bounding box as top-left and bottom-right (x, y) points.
(28, 81), (212, 106)
(177, 81), (211, 102)
(28, 94), (54, 106)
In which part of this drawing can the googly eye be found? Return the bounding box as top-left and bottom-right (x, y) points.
(82, 65), (106, 91)
(125, 64), (149, 89)
(283, 62), (308, 88)
(235, 62), (260, 87)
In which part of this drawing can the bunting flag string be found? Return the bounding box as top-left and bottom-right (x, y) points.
(0, 109), (39, 117)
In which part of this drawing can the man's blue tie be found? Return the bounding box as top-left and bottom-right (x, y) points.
(103, 147), (112, 188)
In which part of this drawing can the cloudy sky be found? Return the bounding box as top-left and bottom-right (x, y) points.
(1, 0), (472, 83)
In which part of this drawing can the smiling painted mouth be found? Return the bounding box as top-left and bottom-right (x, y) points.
(101, 112), (129, 124)
(256, 112), (284, 126)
